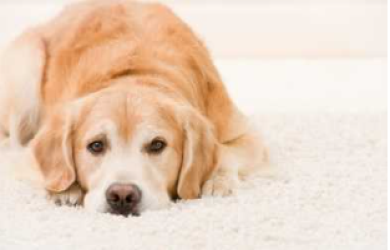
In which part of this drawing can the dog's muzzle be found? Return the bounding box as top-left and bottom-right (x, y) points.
(105, 183), (142, 216)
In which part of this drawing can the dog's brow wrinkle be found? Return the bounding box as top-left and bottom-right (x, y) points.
(111, 69), (133, 80)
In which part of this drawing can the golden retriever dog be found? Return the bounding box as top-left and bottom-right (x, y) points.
(0, 0), (267, 216)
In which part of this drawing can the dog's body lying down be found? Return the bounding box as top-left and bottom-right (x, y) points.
(0, 0), (267, 216)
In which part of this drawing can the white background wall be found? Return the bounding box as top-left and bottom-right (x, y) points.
(0, 0), (386, 58)
(0, 1), (386, 115)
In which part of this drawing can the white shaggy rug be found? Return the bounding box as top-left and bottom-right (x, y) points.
(0, 60), (386, 250)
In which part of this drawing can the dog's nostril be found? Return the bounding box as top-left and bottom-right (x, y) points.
(125, 195), (132, 203)
(111, 194), (120, 203)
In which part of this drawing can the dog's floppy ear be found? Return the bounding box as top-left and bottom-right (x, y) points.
(188, 43), (249, 144)
(177, 107), (219, 199)
(31, 108), (76, 192)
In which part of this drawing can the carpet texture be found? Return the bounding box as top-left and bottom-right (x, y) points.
(0, 110), (386, 250)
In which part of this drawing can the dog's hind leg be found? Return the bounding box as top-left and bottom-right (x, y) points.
(0, 30), (46, 147)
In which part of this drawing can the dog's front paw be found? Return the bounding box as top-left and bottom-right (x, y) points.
(201, 171), (239, 197)
(49, 183), (84, 206)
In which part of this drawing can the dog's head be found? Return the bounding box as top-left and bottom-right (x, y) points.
(32, 86), (218, 216)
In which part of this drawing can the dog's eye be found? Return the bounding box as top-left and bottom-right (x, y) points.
(146, 138), (167, 154)
(87, 140), (106, 155)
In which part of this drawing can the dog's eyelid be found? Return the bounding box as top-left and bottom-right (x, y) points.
(86, 134), (110, 154)
(143, 137), (167, 154)
(86, 133), (107, 145)
(153, 136), (166, 142)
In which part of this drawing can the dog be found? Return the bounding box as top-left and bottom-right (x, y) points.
(0, 0), (268, 216)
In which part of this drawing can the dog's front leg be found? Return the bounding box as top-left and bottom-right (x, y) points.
(201, 132), (268, 197)
(48, 183), (84, 206)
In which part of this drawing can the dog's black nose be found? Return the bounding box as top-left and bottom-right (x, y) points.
(105, 183), (142, 216)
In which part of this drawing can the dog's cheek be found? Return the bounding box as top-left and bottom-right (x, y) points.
(138, 184), (172, 212)
(83, 189), (108, 213)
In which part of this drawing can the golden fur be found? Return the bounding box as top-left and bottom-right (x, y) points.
(0, 0), (267, 214)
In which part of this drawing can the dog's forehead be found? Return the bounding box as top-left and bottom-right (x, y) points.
(77, 90), (176, 142)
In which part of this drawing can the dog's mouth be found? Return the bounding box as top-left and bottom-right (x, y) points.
(106, 206), (141, 217)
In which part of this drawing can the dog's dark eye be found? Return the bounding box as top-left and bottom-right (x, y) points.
(87, 140), (105, 155)
(146, 138), (166, 154)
